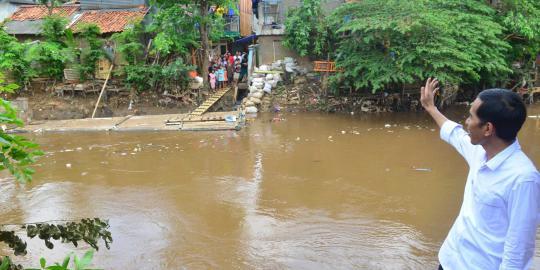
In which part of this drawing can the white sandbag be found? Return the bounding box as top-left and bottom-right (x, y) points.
(284, 57), (294, 64)
(251, 91), (264, 99)
(189, 76), (204, 89)
(245, 101), (255, 107)
(252, 82), (264, 89)
(266, 74), (274, 80)
(249, 86), (259, 93)
(270, 80), (278, 87)
(252, 77), (264, 83)
(273, 73), (281, 82)
(259, 65), (270, 71)
(263, 83), (272, 93)
(245, 106), (258, 114)
(250, 97), (261, 104)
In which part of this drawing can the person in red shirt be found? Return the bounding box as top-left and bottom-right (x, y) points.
(228, 52), (235, 66)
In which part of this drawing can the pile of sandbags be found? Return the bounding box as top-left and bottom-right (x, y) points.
(242, 70), (283, 114)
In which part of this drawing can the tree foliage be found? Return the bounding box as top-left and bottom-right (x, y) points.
(0, 29), (33, 87)
(151, 0), (236, 84)
(495, 0), (540, 80)
(283, 0), (333, 58)
(0, 218), (112, 256)
(77, 24), (104, 81)
(328, 0), (511, 93)
(0, 75), (43, 183)
(26, 16), (73, 80)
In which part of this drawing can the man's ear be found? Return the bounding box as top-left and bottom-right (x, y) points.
(484, 122), (495, 137)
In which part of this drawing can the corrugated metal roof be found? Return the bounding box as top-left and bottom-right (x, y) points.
(4, 20), (43, 34)
(80, 0), (145, 10)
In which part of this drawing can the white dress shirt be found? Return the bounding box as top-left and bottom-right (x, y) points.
(438, 120), (540, 270)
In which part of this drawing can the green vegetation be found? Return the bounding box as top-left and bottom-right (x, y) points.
(27, 16), (73, 80)
(77, 24), (104, 81)
(283, 0), (333, 59)
(0, 29), (33, 89)
(283, 0), (540, 95)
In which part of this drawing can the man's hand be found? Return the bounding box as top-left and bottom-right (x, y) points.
(421, 78), (448, 128)
(420, 77), (439, 111)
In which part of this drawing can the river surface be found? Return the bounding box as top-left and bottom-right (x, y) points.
(1, 105), (539, 269)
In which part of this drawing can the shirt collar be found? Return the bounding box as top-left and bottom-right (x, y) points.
(483, 139), (521, 171)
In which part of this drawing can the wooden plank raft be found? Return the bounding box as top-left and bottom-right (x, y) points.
(190, 88), (231, 116)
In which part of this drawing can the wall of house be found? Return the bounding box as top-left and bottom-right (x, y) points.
(0, 0), (19, 22)
(282, 0), (344, 14)
(257, 35), (312, 69)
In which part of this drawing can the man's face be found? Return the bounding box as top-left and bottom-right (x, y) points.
(466, 98), (489, 145)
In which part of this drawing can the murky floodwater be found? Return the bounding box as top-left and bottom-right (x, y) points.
(1, 105), (539, 269)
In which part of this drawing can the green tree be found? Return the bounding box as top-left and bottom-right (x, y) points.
(151, 0), (236, 84)
(283, 0), (333, 59)
(77, 24), (104, 81)
(495, 0), (540, 84)
(0, 29), (34, 88)
(26, 16), (73, 80)
(329, 0), (511, 93)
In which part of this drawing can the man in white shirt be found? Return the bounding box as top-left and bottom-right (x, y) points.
(420, 78), (540, 270)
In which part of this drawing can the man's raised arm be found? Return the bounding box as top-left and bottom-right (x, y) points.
(421, 78), (448, 128)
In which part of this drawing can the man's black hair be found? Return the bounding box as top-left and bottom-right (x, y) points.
(476, 88), (527, 143)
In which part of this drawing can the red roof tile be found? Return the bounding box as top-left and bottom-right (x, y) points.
(10, 5), (79, 21)
(71, 8), (148, 34)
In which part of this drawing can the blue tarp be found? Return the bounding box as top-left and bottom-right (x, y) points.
(234, 34), (257, 44)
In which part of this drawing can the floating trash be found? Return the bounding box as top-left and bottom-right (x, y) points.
(384, 124), (392, 128)
(65, 163), (72, 168)
(413, 167), (432, 172)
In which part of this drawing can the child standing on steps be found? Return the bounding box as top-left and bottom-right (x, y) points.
(209, 70), (216, 90)
(217, 65), (225, 89)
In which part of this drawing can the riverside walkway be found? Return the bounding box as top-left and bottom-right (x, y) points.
(13, 111), (243, 133)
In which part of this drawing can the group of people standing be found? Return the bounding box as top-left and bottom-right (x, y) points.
(208, 51), (248, 90)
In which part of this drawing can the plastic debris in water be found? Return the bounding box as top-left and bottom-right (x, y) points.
(328, 136), (333, 139)
(413, 167), (432, 172)
(341, 130), (346, 134)
(384, 124), (392, 128)
(66, 163), (72, 168)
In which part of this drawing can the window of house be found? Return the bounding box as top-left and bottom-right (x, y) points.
(261, 0), (283, 26)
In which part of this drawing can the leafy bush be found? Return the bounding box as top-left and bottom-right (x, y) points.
(0, 74), (43, 183)
(112, 22), (145, 65)
(77, 24), (104, 81)
(283, 0), (333, 59)
(26, 41), (69, 80)
(0, 29), (34, 86)
(329, 0), (512, 92)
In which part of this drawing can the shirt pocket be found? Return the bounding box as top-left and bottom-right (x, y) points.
(472, 188), (508, 234)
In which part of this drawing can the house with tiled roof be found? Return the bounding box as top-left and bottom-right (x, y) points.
(3, 4), (79, 38)
(2, 0), (150, 80)
(4, 1), (148, 38)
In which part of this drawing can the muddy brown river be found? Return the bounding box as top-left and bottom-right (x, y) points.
(1, 105), (539, 269)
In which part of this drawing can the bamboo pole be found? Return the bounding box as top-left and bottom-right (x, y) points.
(91, 64), (114, 119)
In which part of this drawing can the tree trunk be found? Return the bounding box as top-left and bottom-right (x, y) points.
(199, 0), (210, 85)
